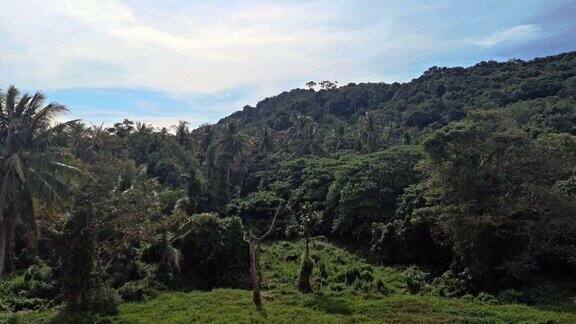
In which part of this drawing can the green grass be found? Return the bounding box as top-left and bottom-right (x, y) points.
(2, 241), (576, 323)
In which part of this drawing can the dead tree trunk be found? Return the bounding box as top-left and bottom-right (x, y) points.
(244, 203), (284, 307)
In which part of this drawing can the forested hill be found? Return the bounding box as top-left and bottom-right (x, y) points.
(2, 51), (576, 318)
(218, 51), (576, 142)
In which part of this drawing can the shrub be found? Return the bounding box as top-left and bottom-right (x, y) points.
(117, 280), (164, 302)
(23, 263), (58, 299)
(297, 255), (314, 293)
(404, 266), (430, 294)
(86, 287), (121, 315)
(174, 214), (250, 289)
(497, 289), (527, 304)
(375, 278), (391, 295)
(335, 264), (374, 286)
(430, 270), (467, 297)
(475, 292), (498, 304)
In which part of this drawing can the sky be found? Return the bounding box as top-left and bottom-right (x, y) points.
(0, 0), (575, 129)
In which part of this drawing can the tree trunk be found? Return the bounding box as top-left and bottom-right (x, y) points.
(0, 218), (6, 278)
(4, 212), (16, 273)
(248, 239), (262, 306)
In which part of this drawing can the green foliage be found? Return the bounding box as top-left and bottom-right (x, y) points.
(326, 146), (421, 239)
(85, 287), (121, 315)
(60, 193), (97, 311)
(0, 264), (58, 312)
(173, 213), (250, 289)
(419, 111), (576, 289)
(297, 255), (314, 293)
(5, 242), (576, 323)
(117, 279), (165, 302)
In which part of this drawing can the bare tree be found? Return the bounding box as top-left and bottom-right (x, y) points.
(243, 202), (285, 307)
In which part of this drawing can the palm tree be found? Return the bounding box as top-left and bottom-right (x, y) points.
(217, 121), (245, 202)
(0, 86), (82, 277)
(330, 122), (346, 153)
(218, 121), (244, 158)
(358, 111), (379, 154)
(173, 120), (190, 146)
(254, 126), (275, 156)
(287, 116), (322, 156)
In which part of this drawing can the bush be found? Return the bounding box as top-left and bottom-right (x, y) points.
(430, 270), (467, 297)
(404, 266), (430, 294)
(174, 214), (250, 289)
(117, 280), (164, 302)
(335, 264), (374, 286)
(297, 256), (314, 293)
(475, 292), (498, 304)
(86, 287), (121, 315)
(375, 278), (391, 295)
(497, 289), (527, 304)
(23, 263), (58, 299)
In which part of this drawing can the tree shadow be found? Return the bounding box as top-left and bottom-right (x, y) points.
(302, 294), (352, 315)
(255, 304), (268, 318)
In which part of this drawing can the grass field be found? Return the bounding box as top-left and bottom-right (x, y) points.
(2, 241), (576, 323)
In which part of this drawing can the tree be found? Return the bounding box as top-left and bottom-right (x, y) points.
(306, 81), (317, 90)
(358, 111), (379, 153)
(287, 116), (323, 156)
(61, 193), (96, 310)
(218, 121), (244, 158)
(287, 203), (320, 293)
(217, 121), (245, 203)
(420, 111), (576, 290)
(0, 86), (82, 277)
(173, 120), (190, 147)
(243, 202), (285, 307)
(174, 169), (202, 215)
(330, 121), (347, 153)
(254, 126), (275, 156)
(319, 80), (338, 90)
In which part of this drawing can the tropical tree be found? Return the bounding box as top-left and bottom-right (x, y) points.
(287, 116), (323, 156)
(330, 121), (347, 153)
(358, 111), (379, 153)
(0, 86), (81, 277)
(173, 120), (190, 147)
(218, 121), (244, 158)
(253, 126), (275, 156)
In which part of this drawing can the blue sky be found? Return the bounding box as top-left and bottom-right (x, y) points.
(0, 0), (575, 128)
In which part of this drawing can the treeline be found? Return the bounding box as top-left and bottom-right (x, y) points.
(1, 51), (576, 313)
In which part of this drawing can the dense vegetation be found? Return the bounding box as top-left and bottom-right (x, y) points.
(1, 51), (576, 322)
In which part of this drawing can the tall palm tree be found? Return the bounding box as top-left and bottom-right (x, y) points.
(217, 121), (245, 201)
(0, 86), (82, 277)
(331, 121), (347, 153)
(254, 126), (275, 156)
(287, 116), (322, 156)
(218, 121), (244, 158)
(358, 111), (379, 154)
(173, 120), (190, 146)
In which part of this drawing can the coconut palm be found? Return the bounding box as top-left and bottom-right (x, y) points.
(173, 120), (190, 146)
(330, 121), (347, 153)
(358, 111), (379, 153)
(254, 126), (275, 156)
(287, 116), (323, 156)
(0, 86), (82, 277)
(218, 121), (244, 158)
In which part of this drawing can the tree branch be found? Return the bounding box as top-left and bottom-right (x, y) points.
(260, 202), (284, 241)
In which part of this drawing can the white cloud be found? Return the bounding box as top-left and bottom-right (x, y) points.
(472, 25), (539, 48)
(0, 0), (450, 97)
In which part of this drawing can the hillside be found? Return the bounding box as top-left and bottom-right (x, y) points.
(219, 51), (576, 141)
(1, 51), (576, 322)
(4, 242), (576, 323)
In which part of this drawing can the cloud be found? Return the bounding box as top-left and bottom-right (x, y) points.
(1, 0), (574, 127)
(472, 25), (539, 48)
